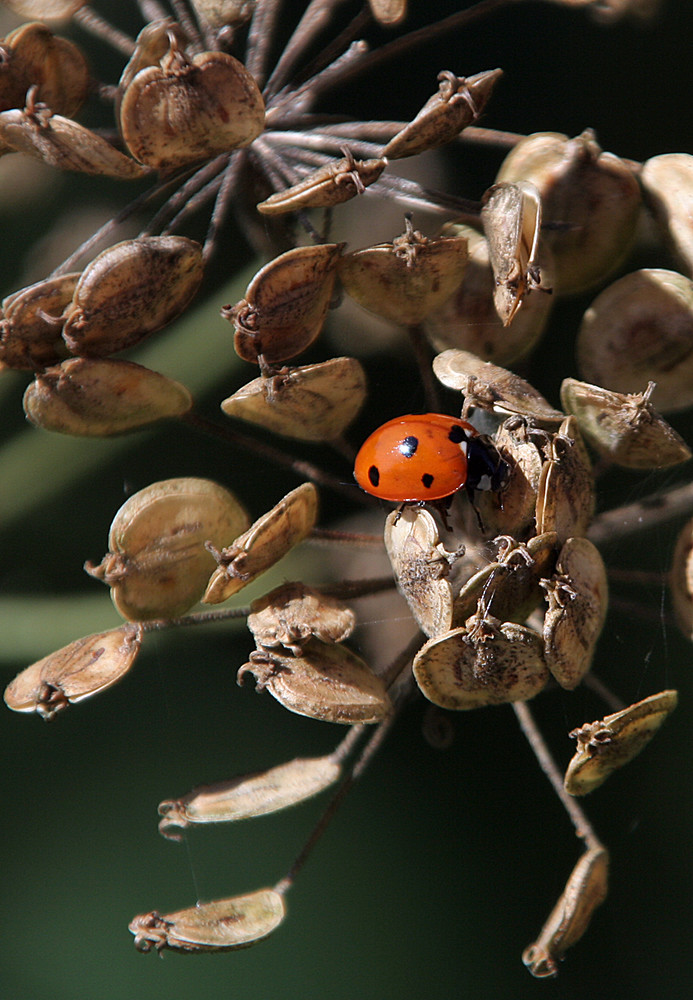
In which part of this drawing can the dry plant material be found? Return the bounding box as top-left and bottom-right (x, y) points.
(256, 152), (385, 215)
(640, 153), (693, 278)
(247, 582), (355, 654)
(472, 417), (545, 538)
(670, 516), (693, 639)
(535, 416), (595, 542)
(0, 22), (89, 118)
(0, 272), (79, 369)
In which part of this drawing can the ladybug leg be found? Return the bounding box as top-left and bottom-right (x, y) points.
(429, 496), (454, 532)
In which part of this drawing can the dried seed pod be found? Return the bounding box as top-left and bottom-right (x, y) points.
(432, 348), (565, 425)
(560, 378), (691, 469)
(238, 638), (391, 724)
(564, 690), (678, 796)
(384, 506), (457, 638)
(496, 130), (641, 295)
(119, 39), (265, 172)
(640, 153), (693, 278)
(481, 181), (549, 325)
(189, 0), (256, 28)
(226, 244), (342, 366)
(338, 221), (468, 325)
(221, 357), (366, 441)
(204, 484), (318, 604)
(382, 68), (502, 160)
(535, 416), (595, 542)
(257, 152), (385, 215)
(0, 272), (79, 369)
(472, 417), (545, 538)
(670, 517), (693, 640)
(576, 269), (693, 412)
(367, 0), (407, 26)
(130, 888), (286, 953)
(117, 20), (179, 102)
(62, 236), (204, 356)
(2, 1), (87, 19)
(541, 536), (608, 689)
(85, 478), (249, 621)
(247, 582), (355, 654)
(158, 755), (341, 839)
(412, 613), (549, 710)
(423, 225), (553, 366)
(4, 624), (142, 720)
(1, 22), (89, 118)
(523, 848), (609, 978)
(23, 357), (193, 435)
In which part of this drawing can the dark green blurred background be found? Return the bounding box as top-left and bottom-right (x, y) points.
(1, 2), (693, 998)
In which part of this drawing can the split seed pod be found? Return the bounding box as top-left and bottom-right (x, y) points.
(471, 417), (545, 538)
(4, 624), (142, 720)
(130, 889), (286, 953)
(0, 272), (79, 369)
(204, 483), (318, 604)
(85, 478), (249, 621)
(62, 236), (204, 356)
(564, 690), (678, 796)
(535, 416), (595, 542)
(221, 357), (366, 441)
(247, 582), (355, 654)
(257, 152), (385, 215)
(640, 153), (693, 278)
(226, 244), (343, 366)
(560, 378), (691, 468)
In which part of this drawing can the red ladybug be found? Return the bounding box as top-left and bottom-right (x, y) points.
(354, 413), (506, 503)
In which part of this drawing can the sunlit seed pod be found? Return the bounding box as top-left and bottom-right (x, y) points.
(560, 378), (691, 469)
(432, 348), (565, 425)
(541, 536), (608, 690)
(1, 22), (89, 119)
(85, 478), (249, 621)
(412, 614), (549, 710)
(564, 690), (677, 797)
(221, 357), (366, 441)
(62, 236), (204, 357)
(383, 506), (456, 638)
(367, 0), (407, 26)
(23, 357), (193, 436)
(114, 18), (180, 120)
(535, 416), (595, 542)
(204, 483), (318, 604)
(247, 582), (355, 655)
(481, 181), (549, 325)
(523, 848), (609, 978)
(338, 223), (468, 325)
(129, 888), (286, 953)
(226, 244), (343, 365)
(4, 624), (142, 721)
(577, 268), (693, 412)
(158, 755), (341, 839)
(2, 1), (87, 19)
(423, 225), (553, 366)
(238, 638), (392, 724)
(119, 43), (265, 172)
(189, 0), (256, 28)
(0, 99), (150, 178)
(256, 154), (386, 215)
(382, 68), (502, 159)
(640, 154), (693, 278)
(496, 130), (641, 296)
(0, 271), (78, 369)
(670, 517), (693, 640)
(472, 417), (545, 538)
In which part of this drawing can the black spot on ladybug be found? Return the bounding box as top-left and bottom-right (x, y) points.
(399, 435), (419, 458)
(368, 465), (380, 488)
(421, 472), (435, 489)
(448, 424), (466, 444)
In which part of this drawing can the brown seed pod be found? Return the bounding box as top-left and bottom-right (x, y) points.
(248, 582), (355, 655)
(158, 755), (341, 839)
(535, 416), (595, 542)
(119, 39), (265, 172)
(0, 272), (79, 369)
(62, 236), (204, 357)
(423, 225), (553, 366)
(541, 536), (608, 690)
(367, 0), (407, 26)
(189, 1), (256, 28)
(560, 378), (691, 469)
(23, 357), (193, 436)
(256, 152), (385, 215)
(472, 417), (546, 538)
(383, 69), (502, 159)
(576, 268), (693, 412)
(130, 889), (286, 953)
(85, 478), (249, 621)
(432, 348), (565, 425)
(227, 243), (342, 366)
(669, 517), (693, 640)
(523, 848), (609, 978)
(204, 484), (319, 604)
(221, 357), (366, 441)
(338, 221), (468, 326)
(640, 153), (693, 278)
(1, 22), (89, 118)
(496, 129), (641, 296)
(2, 1), (87, 20)
(564, 690), (678, 796)
(412, 613), (549, 710)
(238, 638), (392, 724)
(4, 624), (142, 720)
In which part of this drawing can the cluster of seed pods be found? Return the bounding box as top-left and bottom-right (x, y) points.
(1, 0), (692, 983)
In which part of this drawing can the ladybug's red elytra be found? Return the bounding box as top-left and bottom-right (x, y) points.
(354, 413), (507, 503)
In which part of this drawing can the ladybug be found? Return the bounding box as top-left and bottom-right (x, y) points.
(354, 413), (507, 503)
